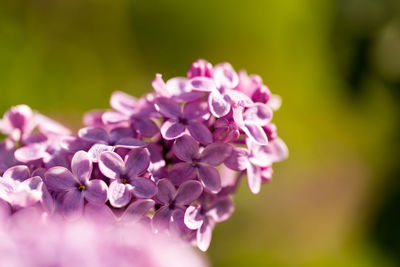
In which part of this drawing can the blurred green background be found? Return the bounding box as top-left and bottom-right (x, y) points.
(1, 0), (400, 266)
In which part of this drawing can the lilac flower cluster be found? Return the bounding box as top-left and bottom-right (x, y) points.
(0, 59), (288, 252)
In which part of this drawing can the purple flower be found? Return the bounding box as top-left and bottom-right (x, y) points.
(98, 149), (157, 208)
(45, 151), (108, 218)
(245, 138), (288, 194)
(102, 91), (159, 137)
(232, 102), (273, 145)
(152, 178), (202, 234)
(78, 126), (147, 162)
(152, 74), (204, 102)
(155, 97), (212, 145)
(184, 196), (234, 251)
(189, 63), (253, 118)
(0, 165), (53, 211)
(187, 59), (213, 79)
(1, 105), (35, 141)
(169, 135), (232, 193)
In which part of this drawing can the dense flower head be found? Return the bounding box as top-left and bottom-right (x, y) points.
(0, 59), (288, 255)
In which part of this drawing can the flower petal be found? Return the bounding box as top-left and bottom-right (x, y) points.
(175, 180), (203, 205)
(110, 91), (137, 114)
(3, 165), (30, 182)
(206, 196), (234, 223)
(241, 124), (268, 145)
(183, 99), (210, 121)
(108, 181), (131, 208)
(125, 148), (150, 178)
(14, 143), (47, 162)
(115, 138), (147, 149)
(173, 135), (198, 162)
(187, 122), (212, 145)
(184, 205), (204, 230)
(189, 77), (216, 92)
(62, 189), (84, 220)
(44, 167), (77, 191)
(154, 97), (182, 118)
(78, 127), (109, 143)
(246, 162), (261, 194)
(156, 178), (176, 204)
(213, 63), (239, 90)
(151, 206), (173, 234)
(101, 111), (129, 124)
(160, 119), (186, 140)
(224, 147), (249, 171)
(243, 103), (273, 126)
(169, 162), (197, 186)
(98, 151), (124, 179)
(84, 179), (108, 204)
(132, 118), (159, 138)
(200, 143), (232, 166)
(130, 177), (157, 198)
(87, 144), (114, 163)
(197, 219), (214, 252)
(166, 77), (188, 96)
(152, 73), (171, 97)
(120, 199), (155, 224)
(71, 151), (92, 183)
(208, 91), (231, 118)
(197, 165), (221, 194)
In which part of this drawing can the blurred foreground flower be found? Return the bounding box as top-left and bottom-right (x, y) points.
(0, 59), (288, 261)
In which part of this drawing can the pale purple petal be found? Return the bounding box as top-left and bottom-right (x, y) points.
(175, 180), (203, 205)
(160, 119), (186, 140)
(267, 94), (282, 111)
(206, 197), (234, 223)
(187, 59), (213, 78)
(120, 199), (155, 224)
(152, 206), (173, 233)
(132, 118), (159, 137)
(110, 91), (137, 114)
(241, 124), (269, 145)
(83, 110), (106, 127)
(87, 144), (114, 163)
(213, 63), (239, 90)
(224, 147), (249, 171)
(169, 162), (197, 186)
(197, 219), (214, 252)
(184, 205), (204, 230)
(62, 189), (84, 219)
(14, 143), (47, 162)
(44, 167), (77, 191)
(226, 89), (254, 107)
(154, 97), (182, 118)
(108, 181), (131, 208)
(173, 135), (199, 162)
(60, 136), (90, 152)
(98, 151), (124, 179)
(101, 111), (129, 124)
(183, 99), (210, 121)
(208, 91), (231, 118)
(35, 113), (71, 136)
(189, 77), (216, 92)
(187, 122), (213, 145)
(156, 178), (176, 204)
(3, 165), (30, 182)
(84, 179), (108, 204)
(197, 165), (221, 194)
(109, 127), (134, 143)
(78, 127), (109, 143)
(115, 138), (147, 149)
(166, 77), (188, 96)
(243, 103), (273, 126)
(71, 151), (92, 183)
(246, 162), (261, 194)
(200, 143), (232, 166)
(152, 74), (171, 97)
(130, 177), (157, 198)
(125, 148), (150, 178)
(84, 202), (116, 224)
(269, 137), (289, 162)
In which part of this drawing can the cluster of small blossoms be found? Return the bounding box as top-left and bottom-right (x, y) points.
(0, 59), (288, 252)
